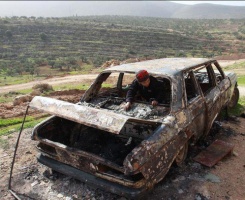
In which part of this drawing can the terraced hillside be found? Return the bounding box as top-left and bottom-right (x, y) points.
(0, 16), (245, 70)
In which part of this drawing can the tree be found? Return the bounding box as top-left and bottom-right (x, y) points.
(40, 32), (48, 41)
(48, 60), (55, 68)
(191, 50), (196, 57)
(5, 30), (13, 39)
(54, 60), (65, 71)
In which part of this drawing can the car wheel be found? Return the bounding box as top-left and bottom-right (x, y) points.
(228, 87), (239, 109)
(175, 142), (188, 167)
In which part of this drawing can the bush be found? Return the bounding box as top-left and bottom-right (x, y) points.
(32, 83), (53, 92)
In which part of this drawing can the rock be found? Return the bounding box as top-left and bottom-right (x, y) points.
(195, 193), (209, 200)
(232, 151), (238, 156)
(63, 181), (69, 186)
(191, 163), (202, 169)
(101, 59), (120, 68)
(178, 189), (184, 194)
(57, 193), (64, 198)
(31, 180), (39, 187)
(13, 94), (33, 106)
(25, 151), (32, 154)
(204, 173), (221, 183)
(5, 104), (13, 110)
(178, 176), (186, 181)
(30, 89), (42, 96)
(172, 175), (186, 182)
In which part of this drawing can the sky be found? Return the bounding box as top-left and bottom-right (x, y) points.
(0, 1), (245, 17)
(171, 1), (245, 6)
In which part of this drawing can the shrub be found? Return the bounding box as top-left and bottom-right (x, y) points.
(32, 83), (53, 92)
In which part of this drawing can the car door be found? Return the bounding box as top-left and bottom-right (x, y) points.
(212, 61), (231, 106)
(184, 70), (206, 142)
(193, 64), (222, 137)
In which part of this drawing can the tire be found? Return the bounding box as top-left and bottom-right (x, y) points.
(228, 87), (239, 109)
(175, 142), (188, 167)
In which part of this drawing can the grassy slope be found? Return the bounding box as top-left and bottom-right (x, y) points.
(0, 16), (245, 136)
(0, 17), (245, 65)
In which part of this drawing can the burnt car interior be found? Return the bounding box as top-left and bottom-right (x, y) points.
(80, 72), (171, 120)
(192, 63), (224, 95)
(35, 116), (161, 167)
(184, 62), (226, 102)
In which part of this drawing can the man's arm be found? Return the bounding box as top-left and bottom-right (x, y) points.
(124, 80), (139, 111)
(125, 80), (139, 103)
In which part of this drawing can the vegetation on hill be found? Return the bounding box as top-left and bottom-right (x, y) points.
(0, 16), (245, 79)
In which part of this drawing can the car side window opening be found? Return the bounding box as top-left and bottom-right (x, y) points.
(184, 71), (200, 102)
(156, 77), (171, 105)
(96, 72), (120, 98)
(193, 65), (216, 95)
(93, 72), (172, 106)
(210, 63), (224, 84)
(122, 73), (171, 105)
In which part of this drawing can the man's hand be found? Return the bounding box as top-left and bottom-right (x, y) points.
(124, 102), (132, 111)
(151, 100), (158, 106)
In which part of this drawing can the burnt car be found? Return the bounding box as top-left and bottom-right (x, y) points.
(30, 58), (239, 198)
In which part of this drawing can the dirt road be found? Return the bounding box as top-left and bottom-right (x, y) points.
(1, 72), (245, 96)
(0, 74), (98, 94)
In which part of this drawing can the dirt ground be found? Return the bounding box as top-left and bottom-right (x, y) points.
(1, 60), (245, 200)
(1, 116), (245, 200)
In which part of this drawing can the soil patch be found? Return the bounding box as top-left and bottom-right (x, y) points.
(1, 117), (245, 200)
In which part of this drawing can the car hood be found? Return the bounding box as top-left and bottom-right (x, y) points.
(29, 96), (158, 134)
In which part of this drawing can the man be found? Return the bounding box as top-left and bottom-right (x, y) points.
(124, 69), (165, 111)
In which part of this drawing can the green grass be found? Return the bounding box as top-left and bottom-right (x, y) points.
(0, 137), (9, 150)
(68, 65), (94, 75)
(237, 75), (245, 86)
(0, 89), (32, 103)
(0, 116), (40, 128)
(101, 83), (113, 88)
(0, 116), (49, 136)
(228, 96), (245, 116)
(0, 95), (14, 103)
(224, 61), (245, 70)
(53, 83), (90, 91)
(0, 75), (34, 87)
(0, 66), (94, 87)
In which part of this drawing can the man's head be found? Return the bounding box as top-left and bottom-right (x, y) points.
(136, 70), (150, 87)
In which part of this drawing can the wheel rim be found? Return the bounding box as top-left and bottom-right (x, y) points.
(175, 142), (188, 166)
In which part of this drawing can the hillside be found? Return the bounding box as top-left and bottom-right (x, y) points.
(0, 16), (245, 76)
(172, 3), (245, 19)
(1, 1), (245, 19)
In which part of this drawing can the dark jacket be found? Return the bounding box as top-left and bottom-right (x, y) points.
(126, 76), (165, 103)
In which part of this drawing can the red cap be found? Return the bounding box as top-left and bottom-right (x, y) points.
(136, 70), (149, 82)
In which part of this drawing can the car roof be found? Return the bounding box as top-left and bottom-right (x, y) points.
(104, 58), (215, 76)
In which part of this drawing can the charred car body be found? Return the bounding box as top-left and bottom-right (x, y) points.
(30, 58), (239, 198)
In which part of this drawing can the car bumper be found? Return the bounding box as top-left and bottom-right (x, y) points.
(37, 153), (149, 199)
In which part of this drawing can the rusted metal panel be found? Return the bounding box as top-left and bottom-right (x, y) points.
(193, 139), (234, 167)
(29, 96), (128, 134)
(104, 58), (213, 76)
(123, 116), (180, 175)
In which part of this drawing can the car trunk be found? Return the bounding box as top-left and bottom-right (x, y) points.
(30, 96), (162, 183)
(33, 116), (159, 167)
